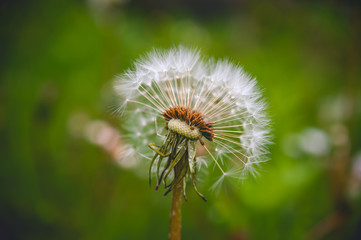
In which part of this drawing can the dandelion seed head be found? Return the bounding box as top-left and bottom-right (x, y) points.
(114, 46), (271, 197)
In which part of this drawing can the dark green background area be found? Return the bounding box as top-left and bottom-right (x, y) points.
(1, 0), (360, 239)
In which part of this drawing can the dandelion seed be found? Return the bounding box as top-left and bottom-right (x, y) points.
(114, 46), (271, 201)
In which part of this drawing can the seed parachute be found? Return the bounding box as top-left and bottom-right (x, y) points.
(114, 46), (271, 200)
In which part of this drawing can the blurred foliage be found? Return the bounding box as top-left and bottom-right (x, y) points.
(1, 0), (361, 239)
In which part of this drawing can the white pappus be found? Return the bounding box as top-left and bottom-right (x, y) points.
(114, 46), (271, 200)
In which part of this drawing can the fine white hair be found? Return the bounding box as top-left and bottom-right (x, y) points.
(114, 46), (271, 181)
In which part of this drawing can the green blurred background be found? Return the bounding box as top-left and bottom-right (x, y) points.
(1, 0), (361, 239)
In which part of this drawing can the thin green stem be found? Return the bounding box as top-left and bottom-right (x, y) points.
(169, 156), (185, 240)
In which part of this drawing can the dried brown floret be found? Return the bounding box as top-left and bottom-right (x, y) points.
(162, 106), (214, 141)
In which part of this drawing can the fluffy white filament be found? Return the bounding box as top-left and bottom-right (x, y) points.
(114, 46), (271, 183)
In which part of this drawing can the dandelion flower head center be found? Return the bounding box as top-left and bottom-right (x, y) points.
(163, 106), (214, 141)
(167, 119), (200, 140)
